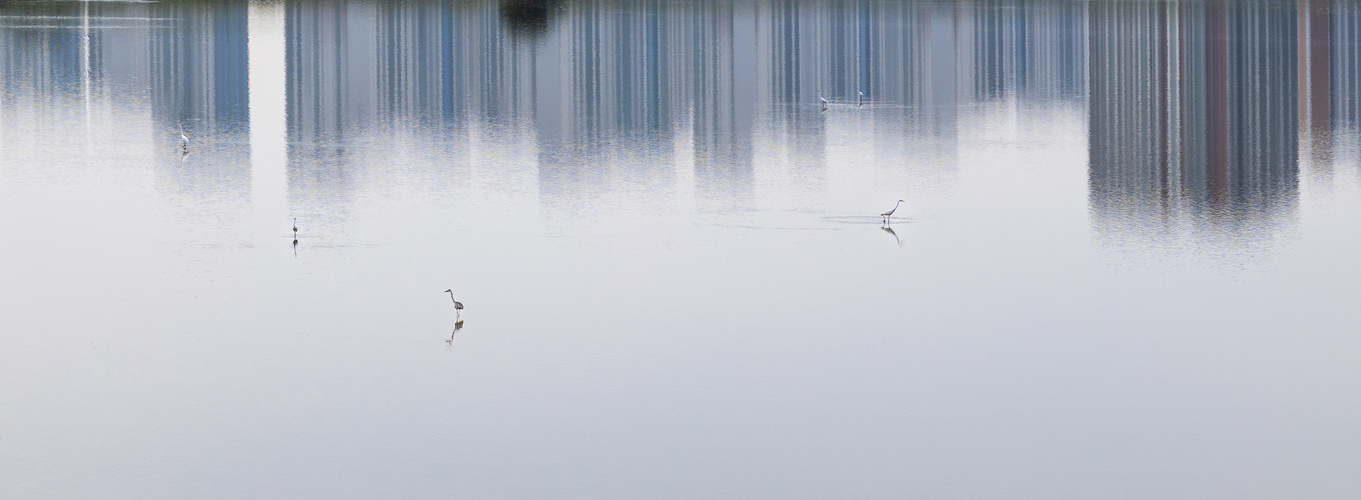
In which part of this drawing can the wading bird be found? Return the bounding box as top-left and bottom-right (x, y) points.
(444, 289), (464, 320)
(292, 218), (298, 237)
(881, 199), (906, 223)
(858, 90), (864, 107)
(819, 92), (829, 111)
(178, 125), (190, 152)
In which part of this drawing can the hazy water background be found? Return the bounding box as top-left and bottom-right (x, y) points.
(3, 0), (1361, 497)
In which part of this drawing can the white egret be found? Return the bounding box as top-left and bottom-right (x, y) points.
(444, 289), (464, 319)
(858, 90), (864, 107)
(818, 90), (828, 111)
(881, 199), (906, 223)
(178, 125), (189, 152)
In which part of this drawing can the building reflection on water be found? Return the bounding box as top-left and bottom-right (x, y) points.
(1089, 1), (1298, 217)
(1084, 1), (1361, 249)
(0, 0), (253, 237)
(7, 0), (1361, 241)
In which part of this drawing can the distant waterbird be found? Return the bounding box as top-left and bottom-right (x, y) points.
(292, 218), (298, 237)
(178, 124), (189, 152)
(881, 199), (906, 223)
(818, 91), (829, 111)
(858, 90), (864, 107)
(444, 289), (464, 320)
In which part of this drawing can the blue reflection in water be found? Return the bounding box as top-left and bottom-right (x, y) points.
(6, 1), (1361, 497)
(6, 0), (1358, 242)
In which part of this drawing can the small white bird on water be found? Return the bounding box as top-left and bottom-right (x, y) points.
(444, 289), (464, 320)
(858, 90), (864, 107)
(818, 90), (829, 111)
(178, 125), (190, 152)
(881, 199), (906, 223)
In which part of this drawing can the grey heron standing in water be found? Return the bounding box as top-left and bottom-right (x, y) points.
(881, 199), (906, 223)
(444, 289), (463, 320)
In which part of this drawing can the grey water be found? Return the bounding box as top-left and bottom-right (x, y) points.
(3, 0), (1361, 497)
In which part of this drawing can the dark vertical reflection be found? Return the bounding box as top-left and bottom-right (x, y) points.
(265, 0), (1115, 220)
(0, 0), (251, 207)
(285, 0), (371, 213)
(1334, 2), (1361, 131)
(1088, 0), (1299, 244)
(0, 2), (88, 96)
(0, 0), (249, 130)
(1299, 0), (1361, 178)
(692, 0), (755, 207)
(151, 2), (249, 135)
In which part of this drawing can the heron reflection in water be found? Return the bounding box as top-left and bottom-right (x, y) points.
(446, 320), (465, 345)
(881, 199), (906, 223)
(444, 289), (464, 320)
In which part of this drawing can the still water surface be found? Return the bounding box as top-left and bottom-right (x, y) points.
(3, 0), (1361, 497)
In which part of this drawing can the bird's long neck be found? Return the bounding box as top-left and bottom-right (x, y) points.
(447, 291), (455, 302)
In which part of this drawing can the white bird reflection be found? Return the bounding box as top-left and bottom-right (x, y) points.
(881, 224), (903, 246)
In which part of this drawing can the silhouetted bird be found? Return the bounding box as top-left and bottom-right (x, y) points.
(444, 289), (464, 320)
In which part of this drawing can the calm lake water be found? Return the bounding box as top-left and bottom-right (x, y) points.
(3, 0), (1361, 497)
